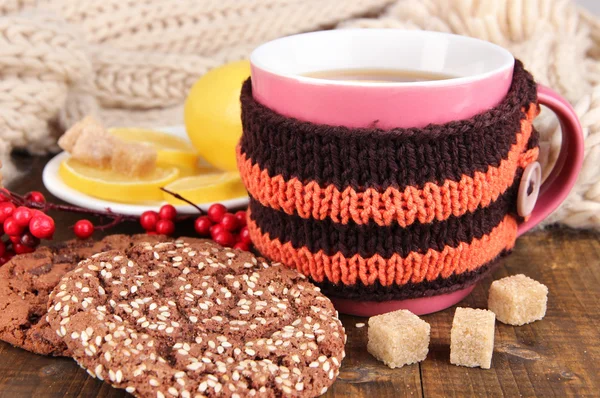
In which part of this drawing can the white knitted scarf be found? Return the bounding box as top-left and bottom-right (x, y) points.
(1, 0), (599, 229)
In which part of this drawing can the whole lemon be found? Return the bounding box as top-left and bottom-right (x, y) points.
(184, 60), (250, 171)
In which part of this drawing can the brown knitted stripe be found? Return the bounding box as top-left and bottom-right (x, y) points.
(315, 250), (508, 301)
(248, 213), (518, 287)
(248, 176), (519, 259)
(240, 60), (538, 191)
(237, 138), (538, 228)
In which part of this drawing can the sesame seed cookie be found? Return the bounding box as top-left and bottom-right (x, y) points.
(47, 240), (346, 397)
(0, 234), (167, 356)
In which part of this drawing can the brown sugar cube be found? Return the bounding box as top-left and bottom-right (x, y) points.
(488, 274), (548, 326)
(60, 116), (115, 168)
(58, 116), (105, 153)
(367, 309), (430, 368)
(70, 129), (116, 168)
(111, 142), (157, 177)
(450, 307), (495, 369)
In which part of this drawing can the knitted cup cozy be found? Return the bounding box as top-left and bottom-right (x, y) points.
(237, 60), (540, 301)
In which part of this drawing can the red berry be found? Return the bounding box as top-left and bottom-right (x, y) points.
(0, 241), (5, 257)
(155, 219), (175, 236)
(207, 203), (227, 223)
(159, 204), (177, 221)
(25, 191), (45, 204)
(140, 211), (159, 231)
(4, 217), (24, 236)
(239, 226), (251, 244)
(21, 232), (40, 248)
(74, 219), (94, 239)
(210, 223), (225, 239)
(13, 242), (35, 254)
(213, 230), (235, 247)
(234, 210), (247, 227)
(194, 216), (212, 236)
(12, 206), (33, 227)
(233, 242), (250, 251)
(9, 235), (20, 244)
(29, 215), (55, 239)
(220, 213), (238, 232)
(0, 202), (15, 223)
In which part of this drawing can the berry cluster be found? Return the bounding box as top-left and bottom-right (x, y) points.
(139, 203), (252, 251)
(139, 204), (177, 236)
(0, 187), (253, 266)
(0, 191), (55, 263)
(194, 204), (251, 251)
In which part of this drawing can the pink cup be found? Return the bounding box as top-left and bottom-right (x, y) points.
(250, 29), (584, 316)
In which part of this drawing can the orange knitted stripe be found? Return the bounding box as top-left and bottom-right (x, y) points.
(238, 105), (538, 228)
(248, 211), (518, 287)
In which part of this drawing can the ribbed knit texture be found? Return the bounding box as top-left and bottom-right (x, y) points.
(238, 61), (540, 301)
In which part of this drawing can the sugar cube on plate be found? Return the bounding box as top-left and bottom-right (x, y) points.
(60, 116), (116, 168)
(367, 309), (430, 368)
(58, 116), (104, 153)
(488, 274), (548, 326)
(450, 307), (495, 369)
(71, 129), (115, 168)
(111, 142), (157, 177)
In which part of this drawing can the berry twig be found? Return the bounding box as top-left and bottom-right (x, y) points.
(0, 187), (253, 266)
(1, 189), (139, 222)
(158, 188), (250, 248)
(160, 187), (205, 215)
(87, 216), (126, 231)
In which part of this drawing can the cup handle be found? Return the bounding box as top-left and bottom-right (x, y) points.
(517, 85), (585, 236)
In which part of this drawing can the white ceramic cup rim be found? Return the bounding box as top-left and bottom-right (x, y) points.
(250, 29), (515, 87)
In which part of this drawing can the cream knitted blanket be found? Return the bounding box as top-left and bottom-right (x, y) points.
(1, 0), (599, 229)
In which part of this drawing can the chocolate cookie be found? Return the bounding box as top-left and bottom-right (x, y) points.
(47, 240), (346, 397)
(0, 234), (166, 356)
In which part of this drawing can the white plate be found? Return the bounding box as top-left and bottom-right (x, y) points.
(42, 126), (249, 216)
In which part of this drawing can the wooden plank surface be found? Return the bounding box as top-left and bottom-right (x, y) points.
(0, 155), (599, 397)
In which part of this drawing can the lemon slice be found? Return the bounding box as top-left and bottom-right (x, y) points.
(162, 172), (247, 205)
(109, 128), (199, 169)
(59, 157), (179, 203)
(177, 164), (219, 178)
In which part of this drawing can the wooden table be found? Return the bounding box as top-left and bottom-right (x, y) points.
(1, 155), (599, 397)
